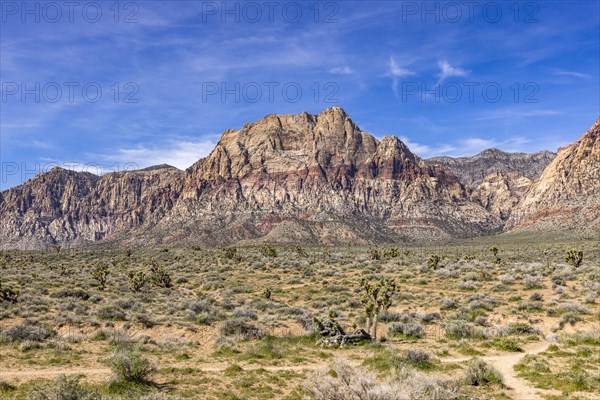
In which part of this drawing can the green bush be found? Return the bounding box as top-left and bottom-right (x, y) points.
(110, 350), (156, 383)
(465, 359), (503, 386)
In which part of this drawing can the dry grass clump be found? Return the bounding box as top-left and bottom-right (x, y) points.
(304, 359), (460, 400)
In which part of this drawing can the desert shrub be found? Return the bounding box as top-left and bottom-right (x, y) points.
(507, 322), (537, 336)
(404, 349), (431, 366)
(560, 312), (582, 327)
(96, 304), (126, 321)
(529, 292), (543, 301)
(28, 375), (102, 400)
(110, 349), (155, 383)
(440, 297), (457, 310)
(133, 312), (155, 328)
(220, 319), (265, 340)
(559, 302), (588, 314)
(467, 294), (499, 311)
(1, 321), (54, 343)
(491, 337), (523, 352)
(465, 359), (503, 386)
(379, 310), (404, 323)
(50, 288), (90, 300)
(304, 359), (459, 400)
(232, 307), (257, 320)
(458, 280), (477, 290)
(523, 275), (543, 289)
(498, 274), (515, 284)
(388, 322), (424, 338)
(444, 320), (477, 339)
(140, 394), (182, 400)
(416, 312), (440, 323)
(294, 245), (308, 257)
(565, 250), (583, 268)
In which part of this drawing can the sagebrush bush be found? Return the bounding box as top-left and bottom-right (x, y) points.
(28, 375), (102, 400)
(465, 359), (503, 386)
(404, 349), (431, 365)
(388, 322), (424, 338)
(304, 359), (459, 400)
(220, 319), (266, 340)
(0, 321), (54, 343)
(444, 320), (477, 339)
(110, 349), (155, 383)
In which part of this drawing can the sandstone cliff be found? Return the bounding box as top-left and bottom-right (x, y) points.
(506, 118), (600, 233)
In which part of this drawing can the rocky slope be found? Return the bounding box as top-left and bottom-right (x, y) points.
(426, 149), (555, 188)
(506, 118), (600, 233)
(470, 172), (533, 221)
(0, 165), (183, 249)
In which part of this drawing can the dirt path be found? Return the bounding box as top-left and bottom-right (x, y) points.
(0, 362), (333, 383)
(442, 340), (553, 400)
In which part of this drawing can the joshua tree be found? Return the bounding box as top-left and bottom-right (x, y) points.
(565, 250), (583, 268)
(92, 262), (110, 290)
(222, 247), (239, 260)
(259, 245), (278, 258)
(428, 254), (442, 270)
(383, 247), (400, 258)
(149, 262), (172, 288)
(294, 245), (308, 258)
(127, 270), (147, 292)
(360, 277), (396, 340)
(262, 287), (272, 300)
(0, 279), (19, 303)
(489, 246), (501, 264)
(368, 246), (381, 261)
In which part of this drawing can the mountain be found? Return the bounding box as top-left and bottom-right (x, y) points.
(0, 107), (501, 249)
(426, 149), (555, 188)
(506, 118), (600, 233)
(1, 108), (597, 249)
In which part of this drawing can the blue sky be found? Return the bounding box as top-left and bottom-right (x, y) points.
(1, 0), (599, 189)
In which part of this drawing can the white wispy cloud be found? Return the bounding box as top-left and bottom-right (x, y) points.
(551, 68), (591, 79)
(398, 136), (456, 157)
(329, 66), (354, 75)
(88, 139), (217, 171)
(436, 60), (469, 85)
(474, 108), (562, 121)
(397, 135), (534, 158)
(389, 57), (415, 77)
(389, 57), (416, 96)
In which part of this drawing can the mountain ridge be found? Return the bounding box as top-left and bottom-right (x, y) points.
(0, 108), (597, 249)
